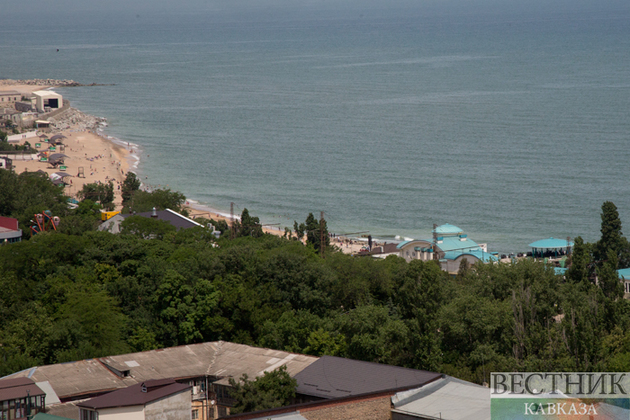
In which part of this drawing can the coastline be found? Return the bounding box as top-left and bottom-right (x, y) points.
(5, 83), (132, 209)
(2, 81), (377, 255)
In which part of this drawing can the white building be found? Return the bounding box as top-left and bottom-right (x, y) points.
(397, 223), (497, 273)
(33, 90), (63, 113)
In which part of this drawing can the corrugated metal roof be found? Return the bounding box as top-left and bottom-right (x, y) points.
(528, 238), (573, 249)
(294, 356), (441, 399)
(77, 380), (190, 410)
(4, 342), (317, 400)
(391, 376), (490, 420)
(210, 342), (318, 386)
(0, 378), (46, 401)
(120, 209), (201, 230)
(249, 413), (308, 420)
(442, 250), (498, 263)
(436, 236), (479, 252)
(397, 239), (432, 250)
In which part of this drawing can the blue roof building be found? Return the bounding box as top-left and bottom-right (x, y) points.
(397, 224), (495, 273)
(618, 269), (630, 295)
(529, 238), (573, 258)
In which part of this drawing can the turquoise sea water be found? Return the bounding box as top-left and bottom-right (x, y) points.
(2, 4), (630, 252)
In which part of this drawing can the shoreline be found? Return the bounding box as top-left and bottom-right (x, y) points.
(1, 82), (393, 255)
(5, 84), (132, 209)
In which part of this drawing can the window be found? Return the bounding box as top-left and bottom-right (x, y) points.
(192, 409), (199, 419)
(80, 409), (98, 420)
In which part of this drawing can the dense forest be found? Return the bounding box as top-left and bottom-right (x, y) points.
(2, 168), (630, 385)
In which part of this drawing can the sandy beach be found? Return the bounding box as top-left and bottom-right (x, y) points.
(4, 83), (131, 208)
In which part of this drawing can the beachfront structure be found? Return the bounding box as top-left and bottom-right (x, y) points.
(0, 216), (22, 244)
(619, 269), (630, 296)
(0, 90), (21, 106)
(33, 91), (63, 113)
(0, 157), (12, 171)
(529, 237), (573, 258)
(397, 224), (497, 273)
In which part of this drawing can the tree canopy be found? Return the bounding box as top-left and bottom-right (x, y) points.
(2, 176), (630, 401)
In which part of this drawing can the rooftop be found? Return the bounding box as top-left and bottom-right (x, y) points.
(294, 356), (441, 400)
(391, 376), (490, 420)
(0, 377), (46, 401)
(77, 379), (190, 410)
(442, 249), (498, 263)
(5, 341), (318, 400)
(528, 238), (573, 249)
(121, 208), (202, 230)
(433, 224), (463, 235)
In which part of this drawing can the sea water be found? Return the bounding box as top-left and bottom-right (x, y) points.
(1, 2), (629, 252)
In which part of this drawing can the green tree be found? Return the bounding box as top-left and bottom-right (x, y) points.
(234, 208), (263, 238)
(79, 182), (114, 208)
(52, 287), (129, 362)
(120, 215), (176, 240)
(566, 236), (592, 284)
(292, 220), (305, 241)
(228, 365), (297, 414)
(304, 213), (329, 254)
(595, 201), (626, 268)
(121, 172), (141, 203)
(124, 188), (187, 216)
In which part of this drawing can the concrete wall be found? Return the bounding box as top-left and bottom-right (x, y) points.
(7, 130), (37, 142)
(99, 405), (144, 420)
(145, 390), (191, 420)
(34, 91), (63, 112)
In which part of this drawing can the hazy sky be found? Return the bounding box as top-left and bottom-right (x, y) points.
(4, 0), (629, 15)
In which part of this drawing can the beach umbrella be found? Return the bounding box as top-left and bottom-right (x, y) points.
(48, 153), (69, 161)
(54, 172), (72, 178)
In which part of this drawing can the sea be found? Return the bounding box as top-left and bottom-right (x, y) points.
(2, 1), (629, 253)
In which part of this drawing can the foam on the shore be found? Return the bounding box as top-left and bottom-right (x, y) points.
(185, 199), (237, 221)
(96, 127), (141, 171)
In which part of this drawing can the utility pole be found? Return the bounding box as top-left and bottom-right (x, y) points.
(320, 211), (325, 258)
(230, 202), (235, 239)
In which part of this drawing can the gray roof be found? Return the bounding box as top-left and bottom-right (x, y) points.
(121, 208), (202, 230)
(32, 413), (74, 420)
(4, 342), (317, 400)
(77, 379), (190, 410)
(249, 413), (308, 420)
(294, 356), (441, 399)
(0, 377), (46, 400)
(391, 376), (490, 420)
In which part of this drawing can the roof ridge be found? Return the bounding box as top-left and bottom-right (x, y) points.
(165, 208), (202, 227)
(206, 340), (224, 376)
